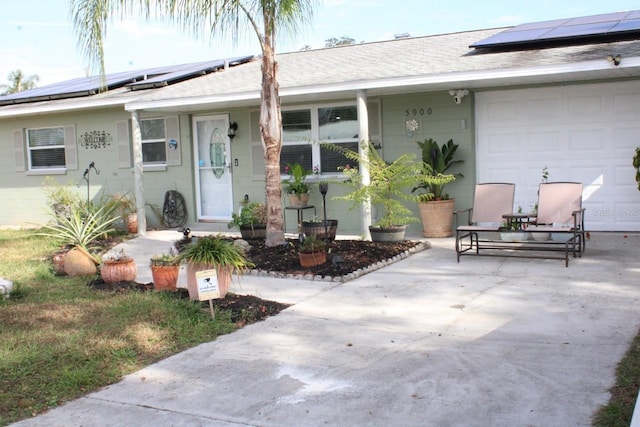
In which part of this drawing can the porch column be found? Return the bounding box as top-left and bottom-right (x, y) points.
(130, 110), (147, 236)
(356, 90), (372, 240)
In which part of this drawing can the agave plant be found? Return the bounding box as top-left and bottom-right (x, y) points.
(38, 202), (120, 254)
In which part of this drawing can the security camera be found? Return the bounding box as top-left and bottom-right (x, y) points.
(449, 89), (469, 105)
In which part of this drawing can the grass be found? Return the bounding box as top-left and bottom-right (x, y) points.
(593, 329), (640, 426)
(0, 229), (238, 426)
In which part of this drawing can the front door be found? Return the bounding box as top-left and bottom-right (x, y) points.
(193, 115), (233, 221)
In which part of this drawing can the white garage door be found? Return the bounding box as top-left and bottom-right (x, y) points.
(476, 81), (640, 231)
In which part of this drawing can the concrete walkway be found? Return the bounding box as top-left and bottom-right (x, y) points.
(12, 232), (640, 427)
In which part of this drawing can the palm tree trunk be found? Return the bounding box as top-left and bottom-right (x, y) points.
(260, 41), (285, 247)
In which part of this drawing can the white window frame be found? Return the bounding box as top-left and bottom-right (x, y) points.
(26, 126), (66, 172)
(281, 100), (359, 178)
(140, 117), (167, 166)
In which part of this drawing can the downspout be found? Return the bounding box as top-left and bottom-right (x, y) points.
(356, 90), (371, 240)
(130, 110), (147, 236)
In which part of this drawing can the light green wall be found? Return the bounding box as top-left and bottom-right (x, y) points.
(1, 89), (478, 236)
(380, 91), (476, 236)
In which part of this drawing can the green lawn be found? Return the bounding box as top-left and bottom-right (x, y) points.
(0, 229), (237, 426)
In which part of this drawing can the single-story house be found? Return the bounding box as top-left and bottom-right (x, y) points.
(2, 9), (640, 236)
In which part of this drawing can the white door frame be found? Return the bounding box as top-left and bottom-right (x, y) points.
(192, 114), (234, 221)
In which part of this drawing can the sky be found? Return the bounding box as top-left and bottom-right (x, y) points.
(1, 0), (640, 86)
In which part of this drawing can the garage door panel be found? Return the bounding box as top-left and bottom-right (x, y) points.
(525, 97), (560, 120)
(568, 129), (606, 151)
(476, 81), (640, 231)
(612, 127), (640, 150)
(567, 94), (603, 119)
(614, 93), (640, 118)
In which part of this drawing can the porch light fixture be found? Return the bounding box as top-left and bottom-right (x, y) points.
(228, 122), (238, 140)
(607, 54), (621, 66)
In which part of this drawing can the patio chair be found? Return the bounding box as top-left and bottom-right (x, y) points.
(529, 182), (586, 258)
(455, 183), (515, 261)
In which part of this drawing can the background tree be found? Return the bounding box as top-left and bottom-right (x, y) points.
(71, 0), (317, 246)
(325, 36), (355, 47)
(0, 70), (39, 95)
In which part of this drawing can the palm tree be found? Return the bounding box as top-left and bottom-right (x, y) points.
(0, 70), (39, 95)
(71, 0), (316, 246)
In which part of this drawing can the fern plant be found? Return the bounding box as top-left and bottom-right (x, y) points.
(323, 141), (454, 228)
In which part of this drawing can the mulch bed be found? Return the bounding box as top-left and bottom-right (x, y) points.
(86, 237), (422, 325)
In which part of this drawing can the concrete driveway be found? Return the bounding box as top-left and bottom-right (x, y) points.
(12, 232), (640, 426)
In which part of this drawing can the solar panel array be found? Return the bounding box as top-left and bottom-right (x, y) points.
(0, 55), (254, 105)
(471, 10), (640, 49)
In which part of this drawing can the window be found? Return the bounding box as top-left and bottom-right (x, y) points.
(27, 127), (66, 170)
(140, 118), (166, 164)
(281, 104), (359, 175)
(249, 101), (380, 179)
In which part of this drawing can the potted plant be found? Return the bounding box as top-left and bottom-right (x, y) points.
(301, 218), (338, 242)
(109, 192), (137, 233)
(150, 253), (181, 291)
(283, 163), (313, 207)
(100, 248), (137, 284)
(413, 138), (462, 238)
(500, 220), (528, 242)
(325, 141), (449, 242)
(227, 201), (267, 242)
(298, 235), (327, 267)
(177, 235), (254, 300)
(38, 202), (120, 276)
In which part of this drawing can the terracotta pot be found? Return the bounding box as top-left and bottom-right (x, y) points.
(418, 199), (456, 238)
(287, 193), (309, 208)
(127, 213), (138, 234)
(101, 259), (137, 284)
(64, 247), (98, 277)
(185, 263), (231, 300)
(369, 225), (407, 242)
(150, 264), (180, 291)
(299, 251), (327, 267)
(52, 252), (67, 276)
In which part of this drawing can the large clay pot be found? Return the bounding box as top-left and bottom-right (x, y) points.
(418, 199), (456, 238)
(151, 265), (180, 291)
(299, 251), (327, 267)
(101, 259), (137, 284)
(369, 225), (407, 242)
(52, 252), (67, 276)
(64, 247), (98, 277)
(287, 193), (309, 208)
(185, 263), (231, 300)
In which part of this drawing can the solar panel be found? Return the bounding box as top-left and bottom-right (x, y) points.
(0, 55), (254, 105)
(471, 10), (640, 49)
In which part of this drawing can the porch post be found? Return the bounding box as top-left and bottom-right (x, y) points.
(356, 90), (372, 240)
(130, 110), (147, 236)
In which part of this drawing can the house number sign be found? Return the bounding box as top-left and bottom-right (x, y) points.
(404, 107), (433, 117)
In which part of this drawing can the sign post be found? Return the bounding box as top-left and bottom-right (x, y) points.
(195, 269), (221, 318)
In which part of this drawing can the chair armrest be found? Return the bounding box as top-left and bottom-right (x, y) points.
(454, 208), (473, 227)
